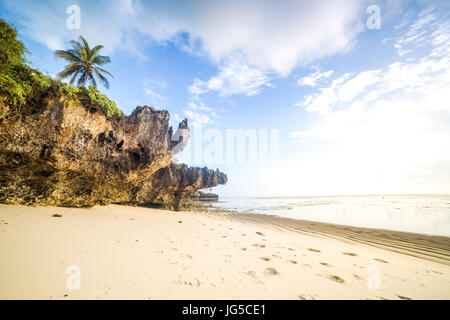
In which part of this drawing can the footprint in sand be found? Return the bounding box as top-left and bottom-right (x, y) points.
(374, 258), (388, 263)
(252, 243), (266, 248)
(256, 232), (265, 236)
(320, 262), (331, 267)
(240, 247), (247, 251)
(308, 248), (321, 252)
(397, 295), (412, 300)
(342, 252), (358, 256)
(328, 275), (345, 284)
(179, 253), (192, 259)
(264, 267), (280, 276)
(298, 294), (316, 300)
(259, 257), (271, 261)
(175, 280), (192, 287)
(245, 271), (257, 278)
(52, 214), (62, 218)
(244, 271), (265, 284)
(288, 260), (297, 264)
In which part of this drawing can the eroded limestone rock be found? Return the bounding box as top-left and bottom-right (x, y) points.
(0, 97), (226, 209)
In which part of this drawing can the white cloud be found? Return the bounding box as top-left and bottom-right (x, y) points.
(336, 70), (382, 102)
(187, 102), (212, 112)
(143, 88), (163, 103)
(3, 0), (367, 96)
(189, 54), (272, 97)
(291, 7), (450, 193)
(142, 77), (166, 105)
(183, 101), (216, 127)
(183, 109), (212, 127)
(393, 4), (450, 56)
(297, 69), (334, 87)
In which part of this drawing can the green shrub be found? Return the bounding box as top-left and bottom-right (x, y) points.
(0, 19), (30, 106)
(0, 73), (27, 105)
(86, 86), (123, 119)
(0, 19), (28, 68)
(131, 105), (157, 116)
(1, 19), (53, 107)
(58, 84), (123, 119)
(58, 83), (81, 106)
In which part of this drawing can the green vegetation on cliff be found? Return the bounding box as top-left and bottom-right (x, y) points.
(131, 105), (157, 116)
(59, 84), (124, 119)
(0, 19), (51, 107)
(0, 19), (123, 119)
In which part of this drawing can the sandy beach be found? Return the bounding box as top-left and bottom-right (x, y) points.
(0, 204), (449, 300)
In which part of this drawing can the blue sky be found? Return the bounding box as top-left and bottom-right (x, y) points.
(1, 0), (449, 197)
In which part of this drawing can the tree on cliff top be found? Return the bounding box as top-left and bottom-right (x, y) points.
(54, 36), (113, 89)
(0, 19), (51, 106)
(0, 19), (28, 69)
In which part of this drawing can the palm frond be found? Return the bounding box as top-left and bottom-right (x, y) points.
(69, 69), (81, 86)
(79, 36), (91, 56)
(89, 45), (104, 60)
(88, 71), (97, 88)
(56, 63), (82, 79)
(55, 36), (113, 89)
(92, 68), (110, 89)
(54, 50), (81, 63)
(95, 66), (114, 78)
(91, 55), (111, 65)
(77, 70), (88, 87)
(69, 39), (83, 52)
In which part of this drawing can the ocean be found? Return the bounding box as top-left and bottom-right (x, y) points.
(211, 195), (450, 237)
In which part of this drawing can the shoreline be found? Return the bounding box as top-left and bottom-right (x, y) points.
(1, 204), (449, 299)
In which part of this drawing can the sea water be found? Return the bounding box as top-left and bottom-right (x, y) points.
(211, 195), (450, 237)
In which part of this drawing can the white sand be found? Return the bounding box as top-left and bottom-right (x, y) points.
(0, 204), (449, 299)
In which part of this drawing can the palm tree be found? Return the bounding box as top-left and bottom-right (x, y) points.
(54, 36), (113, 89)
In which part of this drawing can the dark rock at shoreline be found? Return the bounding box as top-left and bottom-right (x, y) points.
(191, 191), (219, 202)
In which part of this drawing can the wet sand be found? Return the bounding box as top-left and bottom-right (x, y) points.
(0, 204), (449, 299)
(229, 213), (450, 266)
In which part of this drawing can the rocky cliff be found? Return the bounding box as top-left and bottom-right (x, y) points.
(0, 96), (227, 210)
